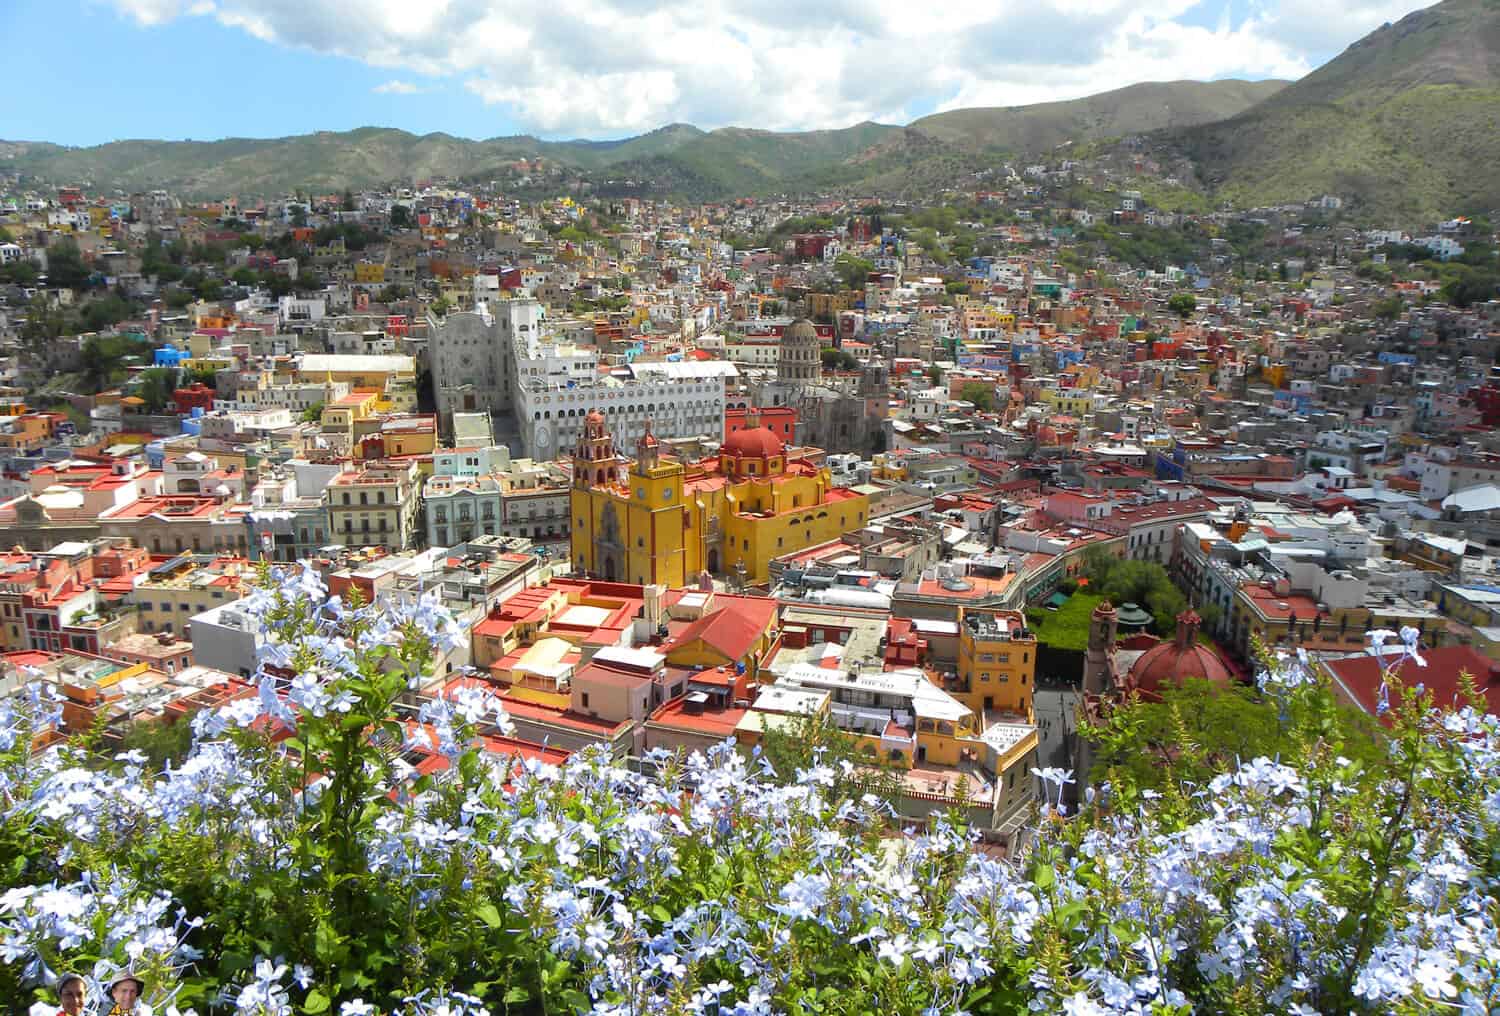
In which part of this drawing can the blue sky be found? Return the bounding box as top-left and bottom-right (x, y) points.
(3, 1), (514, 144)
(2, 0), (1436, 146)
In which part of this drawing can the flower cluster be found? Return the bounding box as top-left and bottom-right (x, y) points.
(0, 564), (1495, 1015)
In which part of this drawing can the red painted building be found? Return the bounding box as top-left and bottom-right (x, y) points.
(725, 406), (796, 445)
(172, 383), (216, 415)
(791, 234), (837, 260)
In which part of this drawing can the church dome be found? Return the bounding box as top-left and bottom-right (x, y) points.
(785, 318), (818, 345)
(778, 318), (823, 383)
(584, 409), (606, 427)
(1128, 610), (1234, 693)
(723, 423), (785, 460)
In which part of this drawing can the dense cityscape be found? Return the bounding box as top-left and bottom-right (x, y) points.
(4, 1), (1500, 1014)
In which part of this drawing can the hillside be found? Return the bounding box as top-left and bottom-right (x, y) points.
(1, 80), (1282, 200)
(1174, 0), (1500, 221)
(592, 121), (906, 198)
(911, 79), (1289, 154)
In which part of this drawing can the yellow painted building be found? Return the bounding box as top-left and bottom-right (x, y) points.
(955, 607), (1036, 721)
(1040, 388), (1094, 417)
(321, 391), (380, 439)
(570, 410), (870, 586)
(807, 290), (860, 320)
(354, 262), (386, 284)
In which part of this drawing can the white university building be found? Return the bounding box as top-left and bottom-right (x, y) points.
(431, 296), (738, 460)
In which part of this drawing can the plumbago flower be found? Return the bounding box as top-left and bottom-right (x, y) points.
(0, 570), (1496, 1015)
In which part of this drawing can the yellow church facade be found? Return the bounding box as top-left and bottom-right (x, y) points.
(569, 410), (870, 587)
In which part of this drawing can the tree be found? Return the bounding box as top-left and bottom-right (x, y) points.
(79, 333), (151, 391)
(78, 293), (136, 333)
(119, 718), (195, 771)
(959, 381), (995, 411)
(1083, 677), (1385, 794)
(45, 238), (92, 290)
(834, 255), (873, 290)
(301, 402), (325, 423)
(135, 367), (177, 413)
(756, 709), (903, 807)
(342, 189), (356, 212)
(0, 259), (38, 285)
(20, 296), (67, 356)
(1081, 544), (1121, 586)
(820, 348), (858, 371)
(1167, 292), (1197, 318)
(295, 267), (323, 293)
(925, 365), (943, 385)
(389, 204), (411, 229)
(1197, 601), (1225, 633)
(1442, 268), (1500, 308)
(1098, 559), (1187, 635)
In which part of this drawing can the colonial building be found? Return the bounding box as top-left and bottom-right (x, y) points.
(569, 409), (871, 587)
(325, 459), (421, 550)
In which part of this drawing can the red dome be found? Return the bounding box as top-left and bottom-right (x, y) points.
(1128, 610), (1234, 693)
(585, 409), (606, 426)
(723, 425), (784, 460)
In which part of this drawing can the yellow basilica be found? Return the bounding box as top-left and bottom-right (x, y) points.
(569, 409), (870, 587)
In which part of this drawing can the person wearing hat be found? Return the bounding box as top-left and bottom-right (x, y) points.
(103, 971), (151, 1016)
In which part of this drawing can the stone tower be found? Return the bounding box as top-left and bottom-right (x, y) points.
(778, 318), (823, 385)
(635, 417), (660, 473)
(572, 409), (618, 489)
(1082, 600), (1119, 695)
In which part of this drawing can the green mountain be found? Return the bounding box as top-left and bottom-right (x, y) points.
(911, 79), (1289, 154)
(0, 80), (1282, 200)
(1173, 0), (1500, 221)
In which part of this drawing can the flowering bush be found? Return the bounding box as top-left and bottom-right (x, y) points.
(1, 565), (1497, 1014)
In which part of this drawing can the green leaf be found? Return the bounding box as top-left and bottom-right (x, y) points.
(477, 902), (503, 929)
(649, 904), (672, 923)
(304, 989), (330, 1014)
(1033, 865), (1056, 890)
(503, 986), (530, 1004)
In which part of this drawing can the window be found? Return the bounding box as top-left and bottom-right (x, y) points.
(581, 693), (590, 709)
(662, 487), (672, 500)
(360, 492), (368, 506)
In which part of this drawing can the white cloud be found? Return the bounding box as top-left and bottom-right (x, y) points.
(373, 80), (423, 95)
(99, 0), (1439, 136)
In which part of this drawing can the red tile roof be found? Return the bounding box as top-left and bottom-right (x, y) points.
(647, 697), (747, 737)
(1325, 646), (1500, 722)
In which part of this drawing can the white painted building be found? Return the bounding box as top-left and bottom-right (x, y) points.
(278, 296), (326, 326)
(515, 341), (735, 460)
